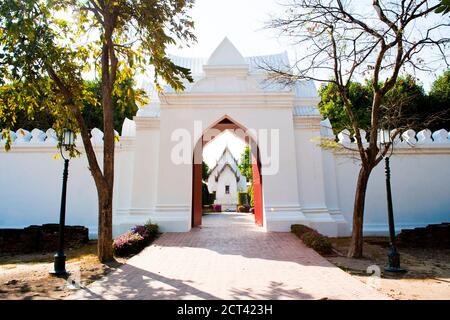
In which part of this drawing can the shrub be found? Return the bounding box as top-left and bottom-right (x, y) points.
(301, 231), (320, 247)
(132, 225), (150, 239)
(113, 232), (145, 257)
(310, 236), (333, 255)
(291, 224), (312, 236)
(144, 221), (159, 239)
(291, 224), (333, 255)
(113, 221), (160, 257)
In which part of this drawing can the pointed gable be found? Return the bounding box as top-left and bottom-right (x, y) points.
(208, 145), (241, 183)
(206, 37), (247, 66)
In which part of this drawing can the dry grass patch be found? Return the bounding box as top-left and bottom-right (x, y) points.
(326, 237), (450, 300)
(0, 240), (126, 300)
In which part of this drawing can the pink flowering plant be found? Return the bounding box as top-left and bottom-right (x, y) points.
(113, 221), (160, 257)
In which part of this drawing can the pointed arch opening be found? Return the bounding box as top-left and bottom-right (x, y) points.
(192, 116), (264, 228)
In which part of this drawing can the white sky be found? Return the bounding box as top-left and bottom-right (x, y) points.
(165, 0), (448, 165)
(168, 0), (286, 58)
(167, 0), (447, 90)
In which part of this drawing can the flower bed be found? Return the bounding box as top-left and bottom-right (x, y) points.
(291, 224), (333, 255)
(113, 221), (160, 257)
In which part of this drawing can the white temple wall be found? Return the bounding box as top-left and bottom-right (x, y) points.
(331, 147), (450, 236)
(0, 144), (102, 238)
(1, 127), (449, 238)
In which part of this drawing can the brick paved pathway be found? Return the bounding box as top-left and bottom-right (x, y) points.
(70, 213), (387, 300)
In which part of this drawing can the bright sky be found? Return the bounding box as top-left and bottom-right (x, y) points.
(168, 0), (286, 58)
(166, 0), (448, 165)
(167, 0), (447, 89)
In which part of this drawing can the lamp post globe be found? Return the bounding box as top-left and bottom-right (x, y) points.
(51, 128), (75, 276)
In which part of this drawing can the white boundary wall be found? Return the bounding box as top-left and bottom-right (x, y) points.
(1, 126), (449, 238)
(324, 128), (450, 236)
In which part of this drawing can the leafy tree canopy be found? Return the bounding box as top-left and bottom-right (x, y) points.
(318, 74), (449, 135)
(436, 0), (450, 14)
(428, 70), (450, 130)
(318, 81), (372, 134)
(0, 0), (195, 147)
(1, 70), (147, 132)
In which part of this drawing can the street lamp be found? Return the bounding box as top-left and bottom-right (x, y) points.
(51, 128), (75, 276)
(380, 129), (406, 273)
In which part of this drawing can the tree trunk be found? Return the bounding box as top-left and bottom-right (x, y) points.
(97, 188), (113, 262)
(97, 13), (117, 262)
(347, 165), (372, 258)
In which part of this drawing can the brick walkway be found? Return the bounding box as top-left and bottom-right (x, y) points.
(70, 213), (387, 300)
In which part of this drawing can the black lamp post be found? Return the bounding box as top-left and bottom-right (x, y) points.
(380, 129), (406, 273)
(51, 128), (75, 276)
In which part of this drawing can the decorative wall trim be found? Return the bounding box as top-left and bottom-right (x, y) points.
(293, 116), (322, 129)
(160, 92), (295, 109)
(133, 117), (161, 129)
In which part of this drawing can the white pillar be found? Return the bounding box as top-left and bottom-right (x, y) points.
(114, 116), (161, 235)
(293, 116), (339, 236)
(261, 110), (307, 231)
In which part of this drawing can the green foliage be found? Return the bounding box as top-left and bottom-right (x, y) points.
(238, 145), (252, 182)
(80, 73), (146, 132)
(143, 221), (160, 240)
(430, 70), (450, 103)
(247, 183), (254, 207)
(429, 70), (450, 130)
(291, 224), (310, 236)
(202, 161), (209, 181)
(0, 0), (196, 145)
(381, 75), (427, 129)
(201, 162), (214, 205)
(1, 73), (146, 132)
(319, 74), (450, 134)
(318, 81), (372, 134)
(308, 235), (332, 255)
(436, 0), (450, 14)
(237, 192), (249, 206)
(202, 182), (214, 206)
(0, 0), (92, 146)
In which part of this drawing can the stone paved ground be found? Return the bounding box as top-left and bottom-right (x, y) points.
(70, 213), (387, 300)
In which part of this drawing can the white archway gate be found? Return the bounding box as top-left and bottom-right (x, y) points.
(113, 38), (344, 236)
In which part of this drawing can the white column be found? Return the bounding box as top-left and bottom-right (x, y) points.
(153, 108), (194, 232)
(114, 116), (161, 235)
(293, 116), (339, 236)
(261, 110), (306, 231)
